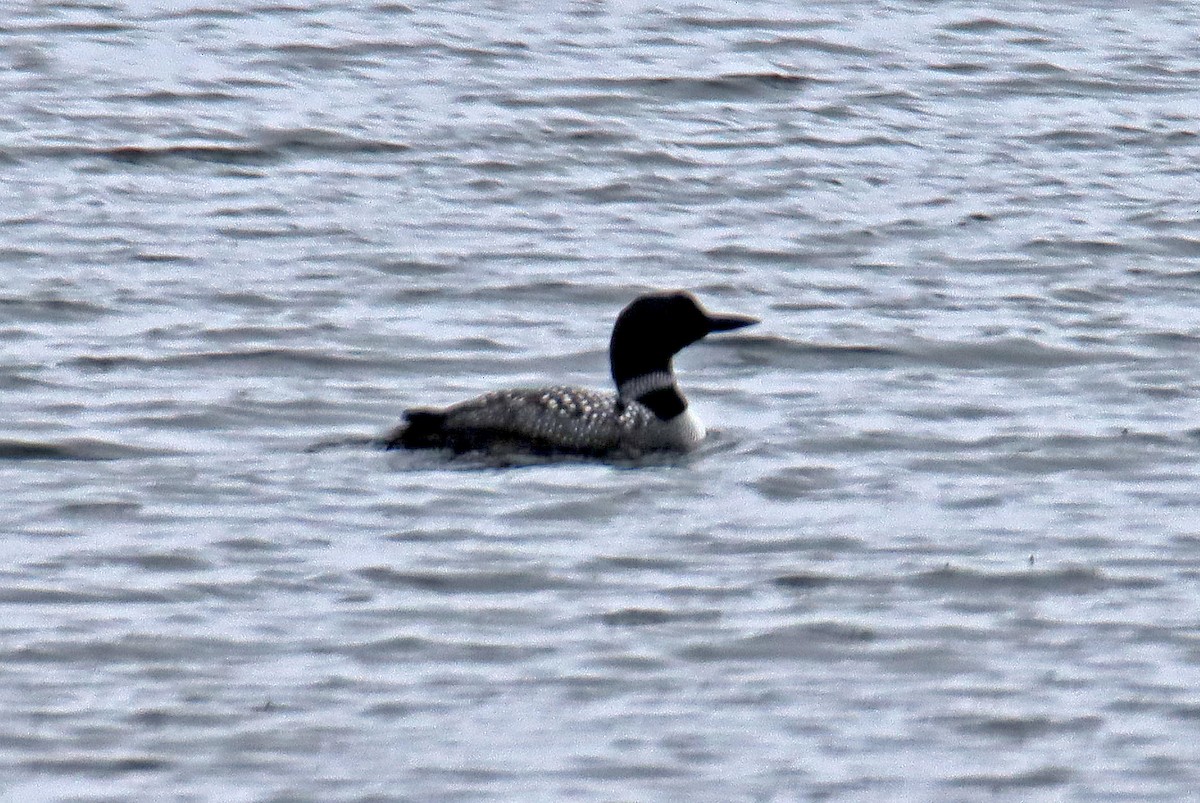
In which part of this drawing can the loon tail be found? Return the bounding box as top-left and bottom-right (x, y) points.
(385, 409), (448, 450)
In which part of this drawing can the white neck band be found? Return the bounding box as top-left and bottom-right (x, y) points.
(618, 371), (676, 401)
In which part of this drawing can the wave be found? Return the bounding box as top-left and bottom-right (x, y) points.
(1, 127), (410, 166)
(0, 438), (169, 461)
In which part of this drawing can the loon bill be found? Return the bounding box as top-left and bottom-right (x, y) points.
(384, 290), (758, 459)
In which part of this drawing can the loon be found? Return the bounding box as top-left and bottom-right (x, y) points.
(384, 290), (758, 459)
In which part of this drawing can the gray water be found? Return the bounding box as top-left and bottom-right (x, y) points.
(3, 1), (1200, 800)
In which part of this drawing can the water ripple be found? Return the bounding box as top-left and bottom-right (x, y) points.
(4, 1), (1200, 799)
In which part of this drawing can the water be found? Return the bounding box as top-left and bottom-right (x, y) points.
(3, 1), (1200, 799)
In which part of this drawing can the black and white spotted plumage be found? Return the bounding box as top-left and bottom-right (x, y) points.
(392, 387), (697, 458)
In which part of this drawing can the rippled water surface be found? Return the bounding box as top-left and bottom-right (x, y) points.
(4, 1), (1200, 800)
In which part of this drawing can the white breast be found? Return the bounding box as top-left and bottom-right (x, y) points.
(663, 407), (706, 448)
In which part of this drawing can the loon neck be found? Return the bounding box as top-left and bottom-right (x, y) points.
(617, 370), (688, 421)
(617, 370), (673, 401)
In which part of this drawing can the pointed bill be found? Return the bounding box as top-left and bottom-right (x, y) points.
(705, 312), (759, 333)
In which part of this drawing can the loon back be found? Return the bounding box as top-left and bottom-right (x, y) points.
(385, 291), (756, 459)
(388, 387), (680, 458)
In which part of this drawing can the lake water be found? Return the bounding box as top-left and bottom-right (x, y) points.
(3, 1), (1200, 800)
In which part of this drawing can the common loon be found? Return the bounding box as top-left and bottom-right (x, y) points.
(384, 290), (758, 459)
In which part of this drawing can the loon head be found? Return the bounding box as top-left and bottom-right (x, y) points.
(608, 291), (757, 414)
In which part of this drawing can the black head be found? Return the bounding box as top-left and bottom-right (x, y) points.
(608, 290), (758, 386)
